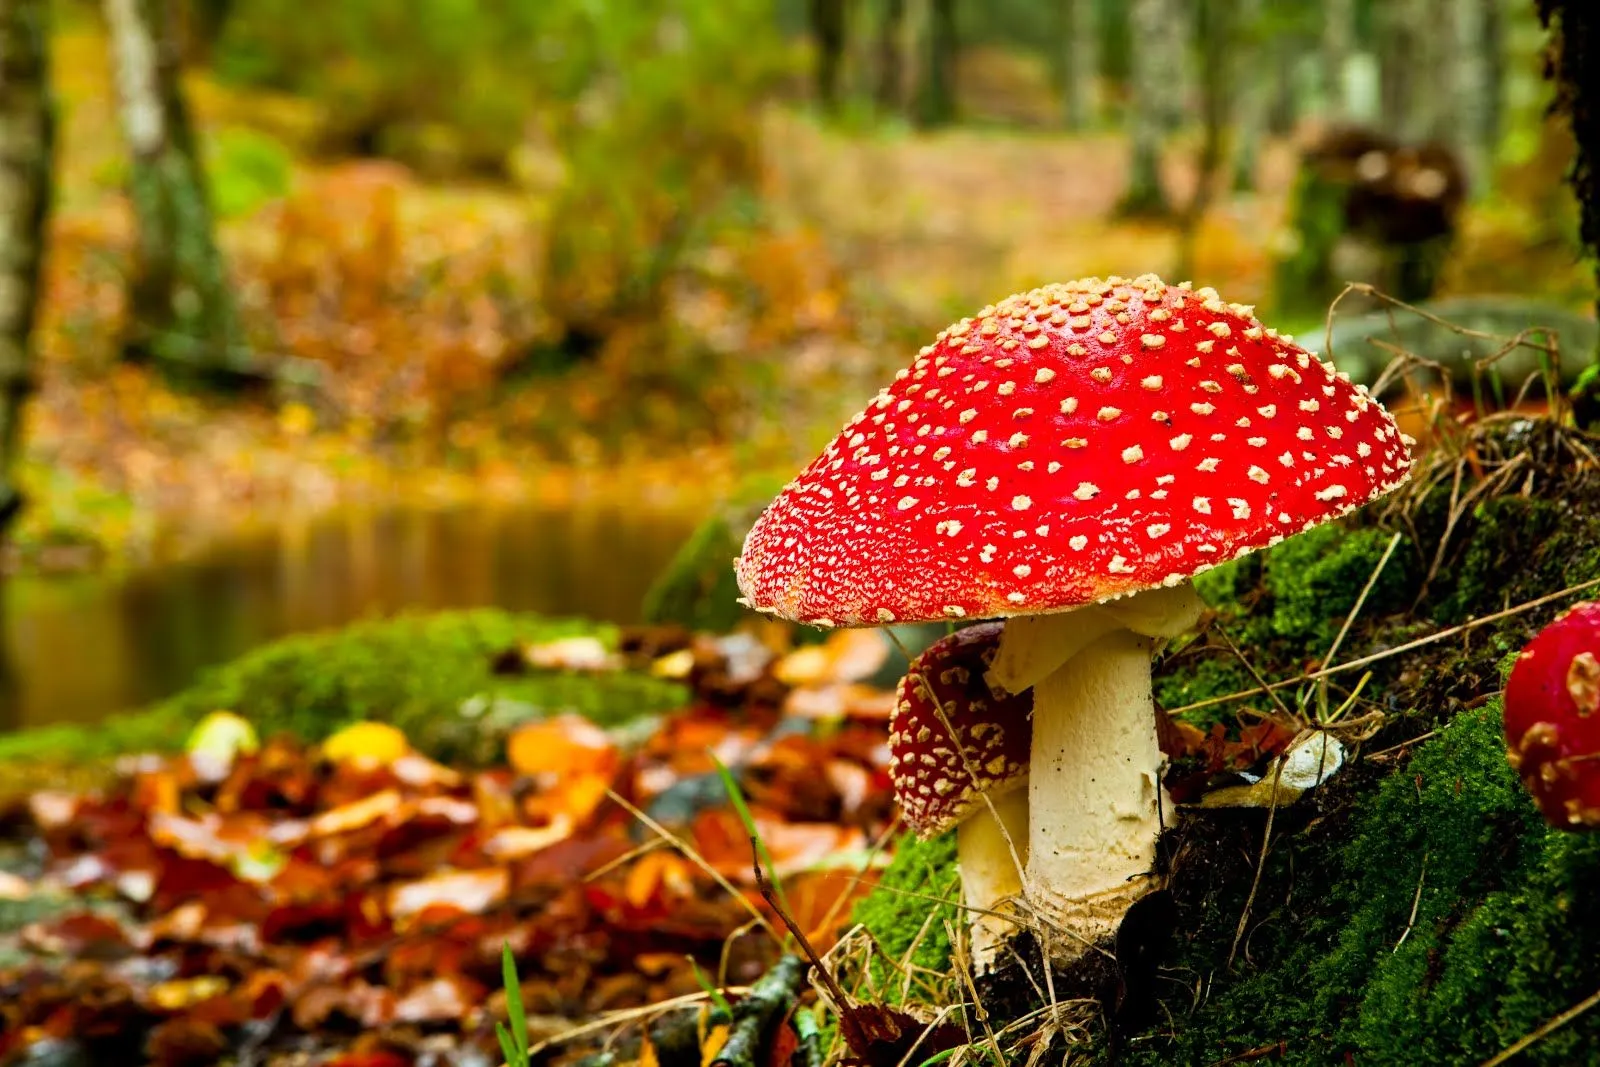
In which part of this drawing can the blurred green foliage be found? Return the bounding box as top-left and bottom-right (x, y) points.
(202, 125), (292, 218)
(535, 0), (786, 344)
(212, 0), (542, 172)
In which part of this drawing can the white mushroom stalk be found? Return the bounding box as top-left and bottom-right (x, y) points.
(955, 787), (1029, 968)
(988, 582), (1202, 948)
(888, 622), (1034, 972)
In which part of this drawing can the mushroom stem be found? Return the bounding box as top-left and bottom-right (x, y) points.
(1026, 628), (1165, 944)
(955, 786), (1029, 973)
(991, 581), (1203, 955)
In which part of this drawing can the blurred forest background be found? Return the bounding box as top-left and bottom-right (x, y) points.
(0, 0), (1594, 724)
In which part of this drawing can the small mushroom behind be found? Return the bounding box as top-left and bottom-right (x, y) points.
(889, 623), (1031, 971)
(1505, 601), (1600, 829)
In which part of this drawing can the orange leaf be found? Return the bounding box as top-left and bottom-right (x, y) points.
(506, 714), (617, 778)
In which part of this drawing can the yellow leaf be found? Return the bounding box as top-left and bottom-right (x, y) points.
(700, 1024), (730, 1067)
(149, 975), (230, 1011)
(322, 721), (410, 768)
(278, 401), (315, 437)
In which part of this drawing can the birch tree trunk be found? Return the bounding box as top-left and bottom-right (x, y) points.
(105, 0), (246, 381)
(1321, 0), (1354, 119)
(1380, 0), (1446, 143)
(1230, 0), (1267, 191)
(1119, 0), (1182, 216)
(1, 0), (52, 538)
(1451, 0), (1496, 192)
(1057, 0), (1095, 131)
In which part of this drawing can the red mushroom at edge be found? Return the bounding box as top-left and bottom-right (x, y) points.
(1505, 601), (1600, 829)
(890, 622), (1031, 968)
(736, 274), (1413, 956)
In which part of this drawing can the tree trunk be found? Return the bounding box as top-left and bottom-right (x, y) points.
(1380, 0), (1447, 143)
(106, 0), (247, 381)
(1, 0), (54, 730)
(915, 0), (957, 127)
(1537, 0), (1598, 334)
(1451, 0), (1496, 192)
(1321, 0), (1353, 117)
(1119, 0), (1180, 216)
(1178, 0), (1231, 276)
(1057, 0), (1095, 131)
(1230, 0), (1267, 191)
(810, 0), (847, 111)
(875, 0), (905, 112)
(1, 0), (52, 538)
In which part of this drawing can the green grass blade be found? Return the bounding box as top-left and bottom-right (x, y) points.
(502, 942), (529, 1061)
(687, 956), (734, 1018)
(498, 1022), (521, 1067)
(710, 753), (796, 925)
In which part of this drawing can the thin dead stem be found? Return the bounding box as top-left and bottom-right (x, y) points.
(1167, 576), (1600, 719)
(1393, 854), (1427, 953)
(1477, 985), (1600, 1067)
(1321, 531), (1403, 672)
(606, 789), (781, 942)
(1226, 756), (1285, 969)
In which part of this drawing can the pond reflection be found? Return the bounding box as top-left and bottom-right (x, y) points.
(1, 503), (699, 730)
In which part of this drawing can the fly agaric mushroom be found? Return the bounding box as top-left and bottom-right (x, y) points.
(890, 622), (1030, 967)
(1505, 602), (1600, 829)
(736, 274), (1412, 954)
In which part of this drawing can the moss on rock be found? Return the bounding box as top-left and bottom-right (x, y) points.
(0, 610), (689, 768)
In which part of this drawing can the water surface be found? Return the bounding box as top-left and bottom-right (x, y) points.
(1, 502), (698, 730)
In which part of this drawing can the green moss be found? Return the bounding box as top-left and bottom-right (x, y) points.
(0, 610), (689, 766)
(1200, 523), (1415, 655)
(1158, 522), (1415, 725)
(641, 475), (786, 633)
(1119, 704), (1600, 1067)
(1435, 495), (1600, 626)
(849, 830), (960, 1000)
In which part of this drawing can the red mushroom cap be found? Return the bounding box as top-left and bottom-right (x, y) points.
(1504, 601), (1600, 829)
(736, 274), (1413, 627)
(889, 622), (1031, 837)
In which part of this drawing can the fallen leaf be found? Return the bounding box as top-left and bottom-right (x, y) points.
(147, 976), (231, 1012)
(506, 714), (617, 778)
(309, 789), (403, 837)
(322, 722), (411, 768)
(185, 710), (260, 781)
(525, 636), (618, 671)
(773, 629), (887, 687)
(392, 974), (487, 1022)
(482, 815), (574, 859)
(388, 867), (509, 920)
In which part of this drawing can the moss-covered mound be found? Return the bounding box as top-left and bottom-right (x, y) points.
(849, 420), (1600, 1065)
(0, 610), (689, 769)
